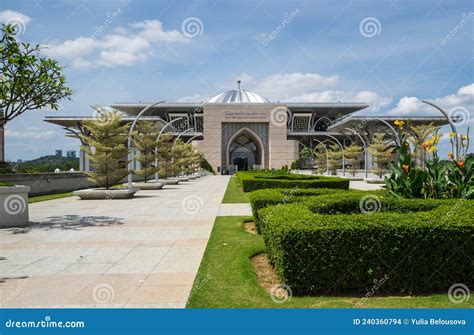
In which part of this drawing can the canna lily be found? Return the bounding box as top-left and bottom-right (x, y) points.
(457, 161), (464, 168)
(450, 132), (456, 138)
(402, 164), (409, 173)
(394, 120), (405, 128)
(427, 145), (437, 153)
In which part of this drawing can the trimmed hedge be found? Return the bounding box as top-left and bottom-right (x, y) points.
(238, 172), (349, 192)
(249, 188), (356, 232)
(260, 197), (474, 294)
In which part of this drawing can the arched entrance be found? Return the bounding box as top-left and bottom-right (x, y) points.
(227, 129), (263, 171)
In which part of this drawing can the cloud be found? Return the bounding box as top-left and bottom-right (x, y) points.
(387, 83), (474, 118)
(233, 72), (390, 110)
(43, 19), (189, 68)
(0, 10), (31, 25)
(5, 129), (58, 140)
(238, 72), (339, 99)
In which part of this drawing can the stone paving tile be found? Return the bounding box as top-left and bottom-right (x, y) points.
(126, 285), (192, 305)
(0, 175), (230, 308)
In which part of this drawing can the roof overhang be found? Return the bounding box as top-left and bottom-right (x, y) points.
(44, 116), (168, 128)
(328, 115), (454, 132)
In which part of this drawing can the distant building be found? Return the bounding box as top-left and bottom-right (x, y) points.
(45, 80), (453, 174)
(17, 159), (23, 163)
(66, 150), (76, 159)
(55, 149), (63, 157)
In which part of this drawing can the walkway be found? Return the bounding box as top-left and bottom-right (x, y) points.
(0, 175), (230, 308)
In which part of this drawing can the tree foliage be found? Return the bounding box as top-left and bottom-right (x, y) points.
(0, 24), (72, 126)
(132, 121), (159, 182)
(368, 133), (393, 178)
(79, 108), (130, 189)
(327, 144), (342, 174)
(345, 143), (363, 176)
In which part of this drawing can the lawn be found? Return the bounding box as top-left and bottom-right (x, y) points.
(222, 176), (249, 203)
(28, 192), (74, 203)
(187, 216), (472, 308)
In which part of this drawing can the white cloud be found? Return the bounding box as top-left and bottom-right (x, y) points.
(5, 129), (58, 140)
(387, 83), (474, 117)
(43, 19), (189, 68)
(231, 72), (390, 111)
(0, 10), (31, 25)
(252, 72), (340, 99)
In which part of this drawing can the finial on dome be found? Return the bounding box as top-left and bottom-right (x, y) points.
(237, 80), (241, 90)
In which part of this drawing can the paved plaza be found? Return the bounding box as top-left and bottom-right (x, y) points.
(0, 175), (230, 308)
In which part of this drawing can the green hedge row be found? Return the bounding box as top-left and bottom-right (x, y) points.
(259, 196), (474, 294)
(249, 188), (357, 232)
(237, 172), (349, 192)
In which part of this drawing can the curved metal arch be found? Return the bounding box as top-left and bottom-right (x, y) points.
(324, 134), (345, 176)
(373, 117), (401, 146)
(127, 100), (165, 189)
(422, 100), (459, 159)
(312, 116), (332, 131)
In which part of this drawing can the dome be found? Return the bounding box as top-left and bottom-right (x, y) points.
(208, 80), (270, 103)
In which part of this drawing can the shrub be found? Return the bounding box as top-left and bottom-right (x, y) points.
(249, 188), (352, 232)
(238, 171), (349, 192)
(260, 197), (474, 294)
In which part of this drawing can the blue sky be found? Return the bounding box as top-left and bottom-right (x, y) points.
(1, 0), (473, 161)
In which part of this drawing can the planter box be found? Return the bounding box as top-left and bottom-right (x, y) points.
(129, 182), (164, 190)
(364, 177), (385, 184)
(0, 185), (30, 228)
(73, 187), (140, 200)
(160, 179), (180, 185)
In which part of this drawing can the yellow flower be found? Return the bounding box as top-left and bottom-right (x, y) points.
(394, 120), (405, 128)
(432, 135), (441, 144)
(427, 145), (437, 153)
(402, 164), (409, 173)
(450, 132), (456, 138)
(448, 152), (454, 160)
(422, 139), (434, 148)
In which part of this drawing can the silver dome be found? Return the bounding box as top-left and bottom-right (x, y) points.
(208, 80), (270, 103)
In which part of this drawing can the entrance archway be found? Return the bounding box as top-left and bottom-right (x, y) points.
(227, 129), (263, 171)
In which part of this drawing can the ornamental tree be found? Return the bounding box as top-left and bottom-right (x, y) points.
(132, 121), (159, 183)
(327, 144), (342, 174)
(345, 143), (363, 176)
(368, 132), (393, 178)
(314, 143), (327, 174)
(156, 132), (174, 178)
(0, 24), (72, 155)
(79, 108), (130, 189)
